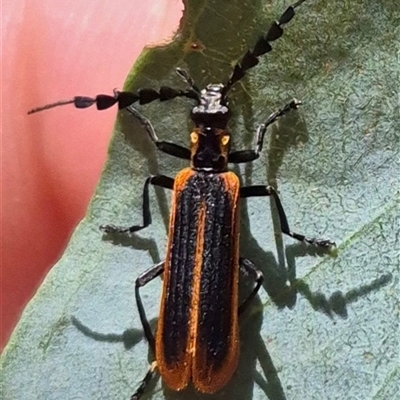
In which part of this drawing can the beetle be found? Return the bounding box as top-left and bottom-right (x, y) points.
(29, 0), (335, 398)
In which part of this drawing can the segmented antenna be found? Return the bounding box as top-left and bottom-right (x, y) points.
(28, 85), (199, 115)
(224, 0), (307, 92)
(175, 67), (201, 96)
(28, 1), (306, 115)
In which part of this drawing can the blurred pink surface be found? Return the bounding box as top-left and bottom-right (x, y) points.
(2, 0), (182, 348)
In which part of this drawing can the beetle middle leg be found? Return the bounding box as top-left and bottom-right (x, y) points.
(240, 185), (335, 247)
(100, 175), (174, 234)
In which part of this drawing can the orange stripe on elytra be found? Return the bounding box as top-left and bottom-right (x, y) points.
(174, 167), (195, 192)
(188, 201), (206, 360)
(156, 167), (196, 391)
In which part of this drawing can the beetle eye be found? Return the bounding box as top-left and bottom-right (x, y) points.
(221, 135), (230, 146)
(190, 132), (198, 144)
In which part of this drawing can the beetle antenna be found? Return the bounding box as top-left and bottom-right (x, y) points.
(224, 0), (307, 93)
(175, 68), (201, 99)
(27, 98), (88, 114)
(28, 86), (199, 115)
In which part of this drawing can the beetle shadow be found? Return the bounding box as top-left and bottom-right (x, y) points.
(240, 108), (392, 313)
(71, 236), (391, 400)
(71, 315), (155, 351)
(92, 109), (392, 400)
(71, 295), (266, 400)
(230, 110), (392, 399)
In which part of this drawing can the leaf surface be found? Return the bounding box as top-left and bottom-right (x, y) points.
(2, 1), (399, 399)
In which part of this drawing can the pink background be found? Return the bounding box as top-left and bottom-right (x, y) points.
(2, 0), (182, 348)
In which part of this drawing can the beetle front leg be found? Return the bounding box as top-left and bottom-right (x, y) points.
(228, 99), (302, 164)
(126, 106), (191, 160)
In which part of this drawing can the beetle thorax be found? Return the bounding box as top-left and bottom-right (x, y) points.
(190, 84), (230, 129)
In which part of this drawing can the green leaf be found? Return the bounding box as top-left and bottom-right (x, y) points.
(2, 1), (399, 399)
